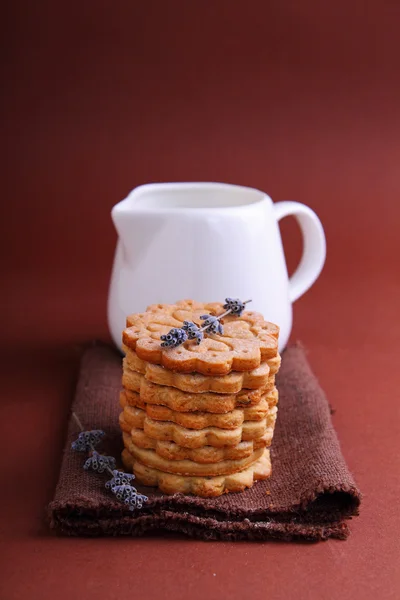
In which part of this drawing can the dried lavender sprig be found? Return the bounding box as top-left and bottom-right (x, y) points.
(71, 413), (148, 510)
(199, 298), (250, 335)
(160, 299), (252, 347)
(197, 298), (252, 333)
(72, 412), (114, 478)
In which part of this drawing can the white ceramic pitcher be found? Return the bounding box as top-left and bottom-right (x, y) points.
(108, 182), (326, 351)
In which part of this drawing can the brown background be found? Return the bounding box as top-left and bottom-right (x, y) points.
(1, 1), (399, 599)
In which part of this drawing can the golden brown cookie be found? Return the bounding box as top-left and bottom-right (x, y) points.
(120, 407), (277, 448)
(120, 390), (274, 428)
(267, 354), (281, 375)
(121, 370), (277, 413)
(120, 389), (145, 410)
(121, 447), (271, 497)
(123, 350), (277, 394)
(119, 411), (140, 433)
(124, 429), (273, 463)
(123, 301), (279, 375)
(123, 385), (279, 413)
(125, 437), (264, 476)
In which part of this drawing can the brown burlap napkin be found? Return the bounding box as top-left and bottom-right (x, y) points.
(48, 344), (361, 541)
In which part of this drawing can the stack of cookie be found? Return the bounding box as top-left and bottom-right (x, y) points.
(119, 300), (280, 497)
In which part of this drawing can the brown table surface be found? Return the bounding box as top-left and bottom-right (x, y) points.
(1, 2), (399, 599)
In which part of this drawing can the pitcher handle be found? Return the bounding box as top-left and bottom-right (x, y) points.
(273, 201), (326, 303)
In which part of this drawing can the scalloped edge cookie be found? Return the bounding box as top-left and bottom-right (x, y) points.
(122, 447), (271, 497)
(121, 368), (277, 413)
(123, 347), (280, 394)
(124, 437), (264, 476)
(120, 390), (275, 429)
(120, 407), (278, 448)
(124, 429), (273, 463)
(123, 301), (279, 376)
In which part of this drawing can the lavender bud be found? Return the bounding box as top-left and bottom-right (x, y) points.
(194, 330), (204, 344)
(223, 298), (246, 316)
(160, 327), (188, 348)
(84, 451), (116, 473)
(200, 315), (224, 335)
(105, 470), (136, 489)
(182, 321), (204, 344)
(110, 484), (148, 510)
(71, 430), (105, 452)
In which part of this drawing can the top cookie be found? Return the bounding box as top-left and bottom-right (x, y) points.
(123, 300), (279, 376)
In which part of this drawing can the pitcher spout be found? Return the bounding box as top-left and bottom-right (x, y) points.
(111, 187), (169, 266)
(111, 199), (147, 265)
